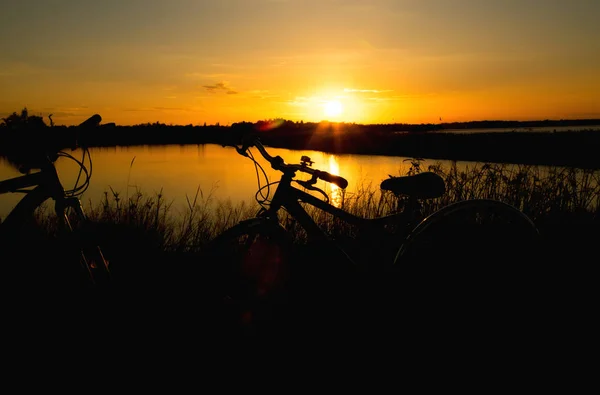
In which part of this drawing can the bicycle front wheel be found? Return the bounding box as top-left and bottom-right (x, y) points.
(202, 218), (293, 331)
(64, 216), (112, 289)
(0, 189), (110, 291)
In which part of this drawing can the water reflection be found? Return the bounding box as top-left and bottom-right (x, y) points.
(327, 155), (343, 208)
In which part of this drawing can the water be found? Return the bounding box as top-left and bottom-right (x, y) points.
(0, 143), (459, 220)
(0, 141), (595, 220)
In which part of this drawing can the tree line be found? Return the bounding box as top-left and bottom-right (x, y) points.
(2, 107), (600, 169)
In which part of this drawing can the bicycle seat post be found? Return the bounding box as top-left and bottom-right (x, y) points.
(403, 196), (422, 223)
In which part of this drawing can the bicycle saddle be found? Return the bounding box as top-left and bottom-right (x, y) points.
(380, 171), (445, 199)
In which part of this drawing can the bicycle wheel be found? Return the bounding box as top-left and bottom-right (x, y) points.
(0, 188), (110, 291)
(0, 187), (65, 290)
(396, 199), (539, 264)
(63, 214), (112, 289)
(393, 199), (541, 310)
(202, 218), (294, 331)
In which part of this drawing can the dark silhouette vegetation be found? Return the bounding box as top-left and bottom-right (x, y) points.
(2, 109), (599, 169)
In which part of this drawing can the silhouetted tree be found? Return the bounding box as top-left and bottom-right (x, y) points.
(0, 107), (47, 131)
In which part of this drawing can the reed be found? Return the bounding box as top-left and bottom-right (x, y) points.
(32, 161), (600, 253)
(24, 160), (600, 262)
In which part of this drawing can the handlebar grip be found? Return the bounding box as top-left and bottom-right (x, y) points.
(78, 114), (102, 128)
(316, 170), (348, 189)
(72, 114), (102, 149)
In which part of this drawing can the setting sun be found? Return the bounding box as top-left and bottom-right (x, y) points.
(324, 100), (343, 119)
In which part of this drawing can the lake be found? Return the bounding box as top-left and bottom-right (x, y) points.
(1, 143), (466, 220)
(0, 142), (589, 220)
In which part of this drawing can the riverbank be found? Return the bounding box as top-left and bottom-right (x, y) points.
(80, 123), (600, 169)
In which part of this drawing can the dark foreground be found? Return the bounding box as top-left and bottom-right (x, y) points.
(3, 220), (596, 353)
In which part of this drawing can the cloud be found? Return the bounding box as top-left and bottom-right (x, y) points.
(203, 81), (238, 94)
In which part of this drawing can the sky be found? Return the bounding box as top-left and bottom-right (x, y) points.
(1, 0), (599, 126)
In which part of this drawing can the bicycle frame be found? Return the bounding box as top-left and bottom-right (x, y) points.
(0, 154), (109, 287)
(257, 167), (420, 267)
(0, 159), (83, 233)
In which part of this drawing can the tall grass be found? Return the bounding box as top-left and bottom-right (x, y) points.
(83, 184), (257, 253)
(432, 161), (600, 222)
(67, 160), (599, 254)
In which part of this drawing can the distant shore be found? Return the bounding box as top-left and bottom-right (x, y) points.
(78, 122), (600, 169)
(2, 118), (600, 169)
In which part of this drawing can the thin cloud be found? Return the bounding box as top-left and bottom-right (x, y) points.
(203, 81), (238, 94)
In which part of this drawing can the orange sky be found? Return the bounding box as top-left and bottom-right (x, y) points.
(1, 0), (599, 126)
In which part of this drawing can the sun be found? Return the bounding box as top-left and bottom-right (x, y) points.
(323, 100), (343, 118)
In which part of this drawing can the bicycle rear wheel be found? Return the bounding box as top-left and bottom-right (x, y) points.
(396, 199), (539, 264)
(202, 218), (293, 332)
(393, 199), (541, 314)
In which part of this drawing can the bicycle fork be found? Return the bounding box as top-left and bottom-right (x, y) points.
(57, 197), (111, 287)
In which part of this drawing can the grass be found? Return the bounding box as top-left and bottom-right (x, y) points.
(53, 159), (598, 254)
(10, 158), (596, 295)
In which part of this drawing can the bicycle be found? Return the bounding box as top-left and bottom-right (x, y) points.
(202, 131), (541, 333)
(0, 114), (111, 290)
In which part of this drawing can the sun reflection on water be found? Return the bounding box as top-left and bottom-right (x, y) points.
(328, 155), (343, 208)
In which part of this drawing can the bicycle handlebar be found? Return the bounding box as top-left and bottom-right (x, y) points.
(0, 113), (103, 173)
(78, 114), (102, 129)
(72, 114), (102, 149)
(312, 169), (349, 189)
(231, 137), (349, 189)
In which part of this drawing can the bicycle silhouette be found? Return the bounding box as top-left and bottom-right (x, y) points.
(0, 114), (111, 290)
(202, 131), (540, 334)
